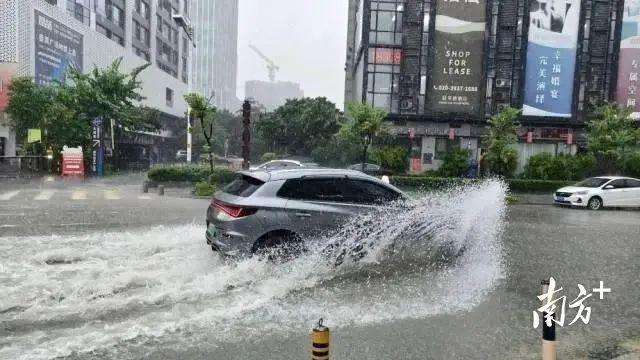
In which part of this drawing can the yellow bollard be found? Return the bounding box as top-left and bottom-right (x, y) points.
(312, 318), (330, 360)
(541, 279), (556, 360)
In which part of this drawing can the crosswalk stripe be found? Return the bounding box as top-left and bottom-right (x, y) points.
(0, 191), (20, 201)
(34, 190), (55, 201)
(104, 189), (122, 200)
(71, 190), (87, 200)
(138, 195), (151, 200)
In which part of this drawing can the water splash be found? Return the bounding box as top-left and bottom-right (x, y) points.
(0, 179), (507, 359)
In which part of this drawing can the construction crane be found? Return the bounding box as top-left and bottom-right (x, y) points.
(248, 44), (279, 82)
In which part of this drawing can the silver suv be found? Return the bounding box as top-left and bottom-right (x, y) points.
(205, 168), (406, 257)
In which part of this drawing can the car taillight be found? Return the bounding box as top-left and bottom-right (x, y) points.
(213, 200), (257, 218)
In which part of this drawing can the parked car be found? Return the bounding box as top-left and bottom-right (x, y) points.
(348, 163), (393, 176)
(553, 176), (640, 210)
(205, 168), (406, 258)
(175, 150), (187, 162)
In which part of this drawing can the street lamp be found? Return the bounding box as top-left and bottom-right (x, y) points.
(173, 12), (195, 163)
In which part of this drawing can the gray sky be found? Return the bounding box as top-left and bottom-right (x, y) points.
(237, 0), (348, 109)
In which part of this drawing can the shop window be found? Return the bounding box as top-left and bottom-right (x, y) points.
(435, 138), (459, 160)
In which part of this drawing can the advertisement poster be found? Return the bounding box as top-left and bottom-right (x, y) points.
(616, 0), (640, 118)
(426, 0), (486, 115)
(523, 0), (581, 117)
(34, 10), (83, 85)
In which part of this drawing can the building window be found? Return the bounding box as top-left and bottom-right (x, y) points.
(97, 23), (124, 46)
(166, 87), (174, 107)
(158, 0), (171, 14)
(135, 0), (150, 20)
(45, 0), (58, 5)
(103, 0), (125, 28)
(366, 47), (401, 112)
(369, 0), (404, 46)
(67, 0), (91, 25)
(133, 20), (150, 46)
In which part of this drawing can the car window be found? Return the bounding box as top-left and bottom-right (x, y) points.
(222, 175), (264, 197)
(606, 179), (626, 189)
(278, 178), (348, 201)
(625, 179), (640, 188)
(345, 179), (400, 204)
(575, 178), (610, 187)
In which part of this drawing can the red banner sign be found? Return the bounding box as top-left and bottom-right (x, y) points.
(448, 128), (456, 140)
(408, 127), (415, 139)
(62, 153), (84, 177)
(369, 48), (402, 65)
(411, 158), (422, 173)
(527, 131), (533, 144)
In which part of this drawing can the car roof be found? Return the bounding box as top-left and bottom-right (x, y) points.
(239, 167), (389, 183)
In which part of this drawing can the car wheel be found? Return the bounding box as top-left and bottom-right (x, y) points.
(253, 232), (304, 261)
(587, 196), (603, 210)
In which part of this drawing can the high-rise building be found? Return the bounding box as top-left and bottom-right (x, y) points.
(245, 80), (304, 111)
(0, 0), (193, 166)
(345, 0), (624, 174)
(189, 0), (239, 111)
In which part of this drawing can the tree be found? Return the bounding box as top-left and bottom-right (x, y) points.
(586, 102), (640, 174)
(7, 59), (158, 168)
(342, 103), (388, 171)
(255, 97), (345, 156)
(6, 77), (54, 149)
(184, 92), (216, 172)
(485, 107), (520, 177)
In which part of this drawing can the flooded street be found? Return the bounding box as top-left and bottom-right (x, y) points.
(0, 179), (638, 359)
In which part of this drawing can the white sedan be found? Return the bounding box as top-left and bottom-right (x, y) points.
(553, 176), (640, 210)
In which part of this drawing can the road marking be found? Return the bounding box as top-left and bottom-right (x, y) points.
(104, 189), (122, 200)
(138, 195), (151, 200)
(44, 176), (55, 182)
(34, 190), (55, 201)
(0, 213), (26, 216)
(71, 190), (87, 200)
(53, 222), (97, 227)
(0, 224), (17, 228)
(0, 191), (20, 201)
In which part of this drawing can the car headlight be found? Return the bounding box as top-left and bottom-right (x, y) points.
(574, 191), (588, 195)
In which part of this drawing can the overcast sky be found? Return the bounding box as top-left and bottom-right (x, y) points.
(237, 0), (348, 109)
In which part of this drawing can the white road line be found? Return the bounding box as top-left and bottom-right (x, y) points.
(53, 223), (97, 227)
(104, 189), (122, 200)
(34, 190), (55, 201)
(138, 195), (151, 200)
(0, 213), (26, 216)
(0, 224), (17, 228)
(71, 190), (87, 200)
(0, 191), (20, 201)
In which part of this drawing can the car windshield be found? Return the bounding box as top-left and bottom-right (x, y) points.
(574, 178), (610, 188)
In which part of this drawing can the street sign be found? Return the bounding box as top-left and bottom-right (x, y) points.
(92, 117), (104, 176)
(27, 129), (41, 143)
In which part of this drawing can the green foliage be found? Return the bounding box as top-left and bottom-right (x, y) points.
(255, 97), (346, 156)
(438, 149), (470, 177)
(370, 146), (408, 173)
(148, 165), (236, 185)
(390, 176), (573, 193)
(485, 107), (520, 177)
(193, 181), (217, 197)
(342, 102), (389, 170)
(7, 59), (158, 162)
(621, 152), (640, 178)
(260, 152), (277, 162)
(311, 136), (361, 167)
(586, 102), (640, 173)
(184, 92), (217, 172)
(208, 167), (238, 185)
(523, 152), (596, 180)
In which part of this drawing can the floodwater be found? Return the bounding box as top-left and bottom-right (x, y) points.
(0, 179), (638, 359)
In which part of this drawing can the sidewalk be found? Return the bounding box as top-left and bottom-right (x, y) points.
(513, 193), (552, 205)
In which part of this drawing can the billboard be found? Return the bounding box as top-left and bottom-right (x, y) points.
(616, 0), (640, 118)
(34, 10), (83, 85)
(523, 0), (581, 117)
(426, 0), (487, 115)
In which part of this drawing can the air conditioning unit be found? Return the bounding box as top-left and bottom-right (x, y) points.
(495, 78), (510, 88)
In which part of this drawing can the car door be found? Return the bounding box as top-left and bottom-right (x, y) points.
(600, 179), (627, 206)
(624, 178), (640, 207)
(279, 177), (354, 238)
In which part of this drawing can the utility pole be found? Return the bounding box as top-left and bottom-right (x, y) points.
(242, 100), (251, 170)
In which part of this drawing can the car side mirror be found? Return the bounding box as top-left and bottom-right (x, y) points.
(603, 185), (614, 190)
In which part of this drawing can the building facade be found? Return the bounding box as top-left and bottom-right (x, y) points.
(245, 80), (304, 111)
(0, 0), (192, 166)
(345, 0), (626, 173)
(189, 0), (239, 111)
